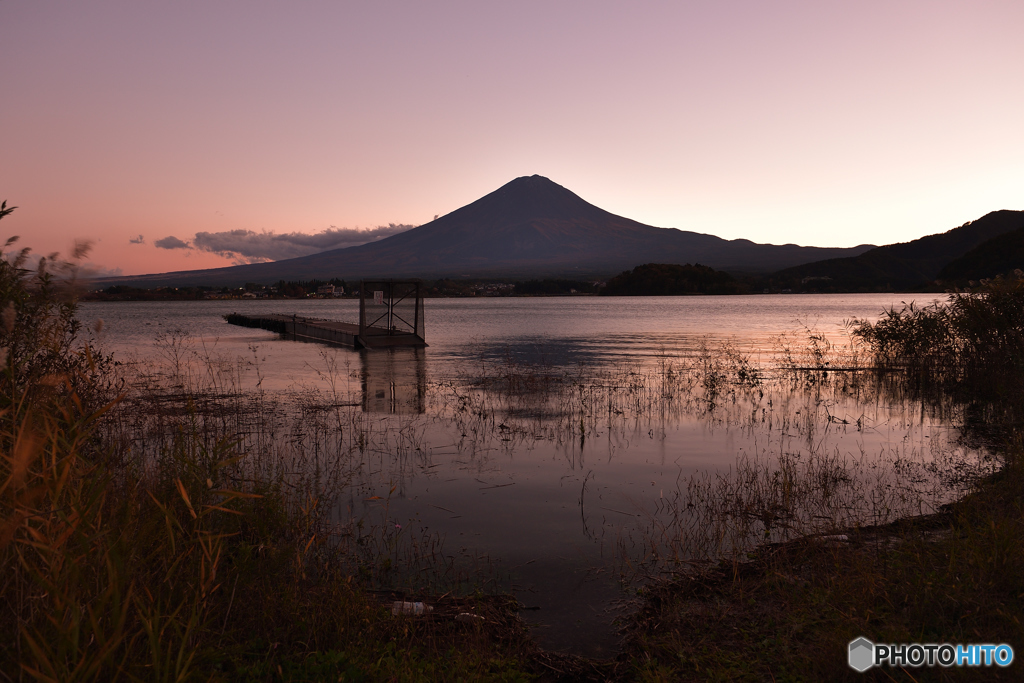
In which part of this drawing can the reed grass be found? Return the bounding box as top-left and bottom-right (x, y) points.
(0, 231), (534, 681)
(620, 277), (1024, 681)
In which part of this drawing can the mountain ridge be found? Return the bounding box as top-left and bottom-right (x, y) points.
(772, 210), (1024, 291)
(938, 226), (1024, 282)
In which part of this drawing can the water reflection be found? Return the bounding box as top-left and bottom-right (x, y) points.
(78, 296), (985, 658)
(361, 348), (427, 414)
(446, 331), (794, 370)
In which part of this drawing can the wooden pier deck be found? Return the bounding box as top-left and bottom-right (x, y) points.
(225, 313), (427, 349)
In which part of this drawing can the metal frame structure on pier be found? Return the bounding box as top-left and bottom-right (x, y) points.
(358, 280), (426, 348)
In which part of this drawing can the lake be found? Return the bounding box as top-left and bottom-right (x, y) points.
(79, 293), (975, 656)
(81, 293), (943, 376)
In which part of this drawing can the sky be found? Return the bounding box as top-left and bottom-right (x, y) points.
(2, 1), (1023, 276)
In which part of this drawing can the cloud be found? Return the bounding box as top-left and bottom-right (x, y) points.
(191, 224), (415, 264)
(129, 235), (145, 244)
(155, 235), (191, 249)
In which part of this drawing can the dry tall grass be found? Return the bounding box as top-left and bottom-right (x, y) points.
(1, 218), (533, 681)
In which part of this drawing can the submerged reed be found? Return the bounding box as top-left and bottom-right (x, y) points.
(623, 281), (1024, 681)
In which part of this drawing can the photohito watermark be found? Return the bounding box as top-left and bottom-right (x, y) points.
(848, 637), (1014, 672)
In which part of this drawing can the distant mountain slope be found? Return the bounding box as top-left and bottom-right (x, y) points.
(772, 210), (1024, 291)
(938, 226), (1024, 282)
(103, 176), (874, 288)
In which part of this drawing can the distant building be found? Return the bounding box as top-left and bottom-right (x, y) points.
(317, 284), (335, 296)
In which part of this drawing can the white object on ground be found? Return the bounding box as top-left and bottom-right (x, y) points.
(392, 601), (433, 616)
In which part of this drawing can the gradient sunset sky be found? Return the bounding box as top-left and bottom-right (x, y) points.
(2, 1), (1023, 276)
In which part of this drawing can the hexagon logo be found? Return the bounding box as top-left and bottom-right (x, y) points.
(848, 637), (874, 672)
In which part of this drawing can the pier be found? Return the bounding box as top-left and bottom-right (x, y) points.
(225, 280), (426, 349)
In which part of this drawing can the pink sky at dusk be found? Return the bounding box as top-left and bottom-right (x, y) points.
(2, 1), (1023, 276)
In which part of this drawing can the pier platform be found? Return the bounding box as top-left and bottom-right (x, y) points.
(225, 313), (427, 349)
(226, 280), (427, 350)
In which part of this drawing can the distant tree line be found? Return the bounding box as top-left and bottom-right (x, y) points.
(87, 285), (213, 301)
(600, 263), (744, 296)
(101, 263), (964, 300)
(86, 277), (607, 300)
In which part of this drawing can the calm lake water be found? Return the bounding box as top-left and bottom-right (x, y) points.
(81, 293), (943, 377)
(79, 293), (967, 656)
